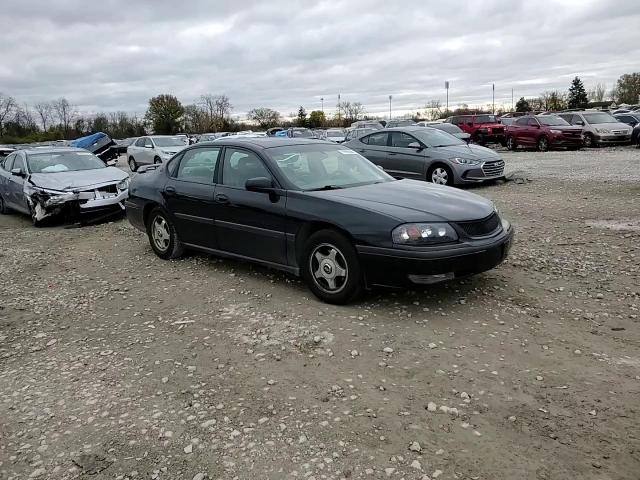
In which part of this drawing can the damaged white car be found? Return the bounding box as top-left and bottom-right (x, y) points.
(0, 147), (130, 226)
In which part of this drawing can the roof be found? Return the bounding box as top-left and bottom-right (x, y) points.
(199, 137), (329, 149)
(18, 147), (86, 155)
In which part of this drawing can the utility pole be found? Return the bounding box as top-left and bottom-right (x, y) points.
(512, 88), (514, 111)
(445, 81), (449, 112)
(492, 83), (495, 114)
(321, 97), (324, 113)
(337, 94), (341, 122)
(388, 95), (392, 120)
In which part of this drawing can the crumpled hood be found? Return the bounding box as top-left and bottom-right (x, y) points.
(29, 167), (129, 191)
(308, 179), (495, 222)
(433, 143), (501, 161)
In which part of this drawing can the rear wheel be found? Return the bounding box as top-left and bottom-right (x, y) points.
(146, 207), (184, 259)
(537, 136), (549, 152)
(128, 156), (138, 172)
(428, 164), (453, 186)
(153, 156), (162, 164)
(302, 229), (362, 304)
(473, 132), (486, 146)
(506, 136), (517, 151)
(0, 194), (8, 214)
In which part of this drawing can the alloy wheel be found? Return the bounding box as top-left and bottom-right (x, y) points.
(309, 243), (348, 293)
(431, 167), (449, 185)
(152, 216), (171, 252)
(507, 137), (515, 150)
(128, 157), (137, 172)
(538, 137), (548, 152)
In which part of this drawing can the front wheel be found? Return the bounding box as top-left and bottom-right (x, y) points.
(0, 194), (8, 214)
(537, 136), (549, 152)
(506, 136), (517, 151)
(128, 156), (138, 172)
(153, 157), (162, 164)
(473, 133), (486, 146)
(302, 230), (362, 304)
(428, 164), (453, 186)
(583, 133), (595, 148)
(146, 207), (184, 259)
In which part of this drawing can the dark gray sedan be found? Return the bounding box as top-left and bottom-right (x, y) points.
(343, 127), (505, 186)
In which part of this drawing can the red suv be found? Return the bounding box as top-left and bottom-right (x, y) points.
(505, 115), (583, 152)
(446, 114), (506, 146)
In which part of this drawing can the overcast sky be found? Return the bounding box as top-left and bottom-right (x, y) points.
(1, 0), (639, 119)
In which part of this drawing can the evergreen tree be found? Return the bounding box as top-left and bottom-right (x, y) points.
(515, 97), (530, 112)
(567, 77), (588, 109)
(296, 106), (307, 127)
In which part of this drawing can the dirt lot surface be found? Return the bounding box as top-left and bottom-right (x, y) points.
(1, 147), (639, 480)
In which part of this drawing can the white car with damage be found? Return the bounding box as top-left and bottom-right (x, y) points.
(0, 147), (129, 226)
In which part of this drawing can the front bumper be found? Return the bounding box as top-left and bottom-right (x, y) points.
(458, 159), (505, 183)
(593, 133), (632, 144)
(549, 134), (583, 147)
(356, 223), (514, 288)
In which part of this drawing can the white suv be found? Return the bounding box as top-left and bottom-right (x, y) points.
(126, 136), (187, 172)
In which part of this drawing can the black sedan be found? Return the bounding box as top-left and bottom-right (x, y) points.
(125, 138), (514, 304)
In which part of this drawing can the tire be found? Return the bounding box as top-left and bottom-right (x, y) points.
(146, 207), (184, 260)
(428, 164), (454, 186)
(0, 194), (8, 214)
(583, 133), (595, 148)
(506, 136), (517, 151)
(301, 229), (362, 304)
(128, 156), (138, 172)
(153, 157), (162, 164)
(473, 133), (486, 146)
(537, 136), (549, 152)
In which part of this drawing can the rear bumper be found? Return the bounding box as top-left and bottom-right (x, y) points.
(125, 198), (146, 232)
(356, 223), (514, 288)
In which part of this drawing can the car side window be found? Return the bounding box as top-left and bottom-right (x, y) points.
(2, 153), (15, 171)
(573, 115), (584, 125)
(527, 118), (539, 126)
(515, 118), (528, 126)
(135, 138), (145, 147)
(390, 132), (418, 148)
(13, 154), (26, 173)
(363, 132), (388, 146)
(221, 148), (272, 189)
(175, 148), (220, 184)
(144, 138), (153, 148)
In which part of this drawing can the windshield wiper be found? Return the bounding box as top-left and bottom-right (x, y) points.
(307, 185), (343, 191)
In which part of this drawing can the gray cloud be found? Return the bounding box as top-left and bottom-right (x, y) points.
(1, 0), (638, 118)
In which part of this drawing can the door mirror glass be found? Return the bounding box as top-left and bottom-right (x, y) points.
(11, 167), (25, 177)
(245, 177), (274, 192)
(576, 120), (584, 126)
(407, 142), (422, 149)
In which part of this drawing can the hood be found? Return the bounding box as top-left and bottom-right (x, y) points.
(547, 125), (583, 131)
(591, 122), (632, 131)
(307, 179), (494, 222)
(29, 167), (129, 191)
(432, 143), (501, 161)
(158, 145), (187, 154)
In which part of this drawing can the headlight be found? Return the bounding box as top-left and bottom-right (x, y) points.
(549, 129), (563, 134)
(595, 128), (610, 134)
(117, 178), (130, 191)
(392, 223), (458, 245)
(161, 150), (173, 156)
(451, 157), (480, 166)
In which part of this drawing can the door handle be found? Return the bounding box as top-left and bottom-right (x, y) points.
(359, 149), (366, 153)
(389, 152), (397, 156)
(165, 186), (176, 196)
(215, 194), (229, 204)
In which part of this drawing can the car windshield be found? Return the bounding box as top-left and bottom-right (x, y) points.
(267, 144), (393, 191)
(410, 128), (465, 147)
(326, 130), (344, 137)
(537, 116), (570, 126)
(583, 112), (616, 124)
(291, 129), (314, 138)
(430, 123), (463, 134)
(152, 137), (184, 147)
(474, 115), (497, 123)
(27, 151), (106, 173)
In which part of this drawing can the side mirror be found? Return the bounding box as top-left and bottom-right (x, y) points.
(407, 142), (423, 150)
(144, 144), (153, 148)
(11, 167), (25, 177)
(245, 177), (274, 193)
(576, 121), (584, 126)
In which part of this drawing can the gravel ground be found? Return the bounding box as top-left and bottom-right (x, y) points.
(1, 147), (639, 480)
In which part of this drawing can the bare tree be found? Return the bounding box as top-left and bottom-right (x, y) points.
(425, 99), (442, 120)
(0, 93), (17, 136)
(343, 102), (366, 122)
(33, 101), (53, 131)
(52, 97), (76, 138)
(200, 94), (233, 131)
(587, 83), (607, 103)
(247, 107), (281, 128)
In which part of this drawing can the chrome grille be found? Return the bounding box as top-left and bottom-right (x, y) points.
(482, 160), (505, 177)
(455, 212), (501, 237)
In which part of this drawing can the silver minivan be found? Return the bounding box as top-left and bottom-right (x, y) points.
(557, 111), (632, 147)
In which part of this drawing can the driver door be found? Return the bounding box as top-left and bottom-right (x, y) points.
(6, 152), (29, 213)
(384, 132), (428, 179)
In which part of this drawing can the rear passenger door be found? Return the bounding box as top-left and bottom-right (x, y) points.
(7, 152), (29, 213)
(356, 132), (389, 170)
(385, 132), (427, 179)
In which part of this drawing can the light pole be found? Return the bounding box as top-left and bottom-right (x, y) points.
(337, 93), (341, 122)
(321, 97), (324, 113)
(511, 88), (514, 111)
(492, 83), (495, 114)
(388, 95), (392, 120)
(445, 81), (449, 112)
